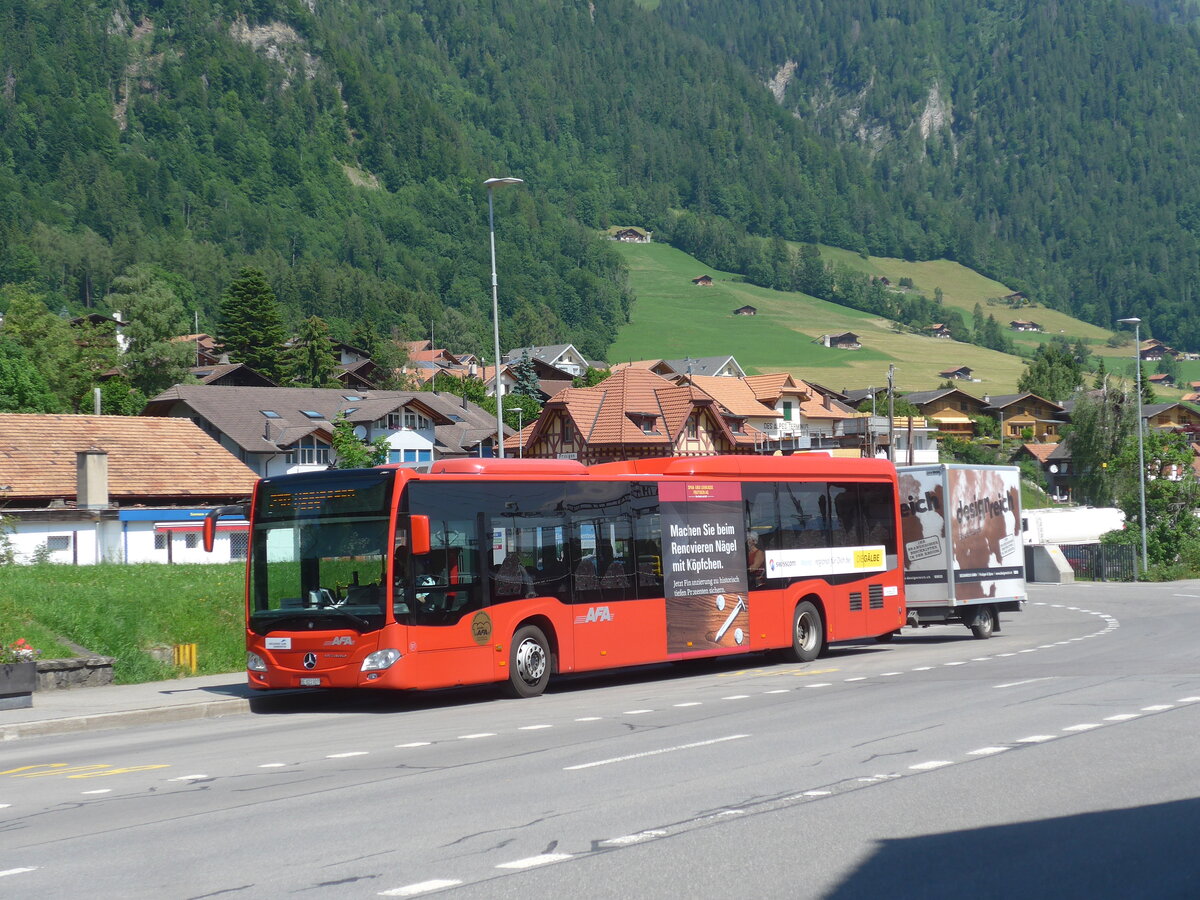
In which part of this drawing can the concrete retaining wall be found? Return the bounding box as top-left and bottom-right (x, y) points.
(36, 656), (116, 690)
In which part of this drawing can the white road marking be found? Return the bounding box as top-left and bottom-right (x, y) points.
(673, 702), (701, 707)
(379, 879), (464, 896)
(968, 747), (1010, 756)
(169, 774), (208, 781)
(844, 676), (867, 682)
(879, 672), (902, 677)
(496, 853), (572, 870)
(575, 716), (602, 721)
(909, 760), (954, 771)
(764, 689), (790, 694)
(802, 790), (831, 796)
(722, 695), (750, 700)
(0, 804), (10, 808)
(943, 661), (966, 666)
(971, 657), (992, 661)
(519, 724), (553, 730)
(81, 789), (112, 794)
(1173, 593), (1200, 598)
(564, 734), (749, 771)
(1105, 714), (1140, 721)
(327, 751), (369, 758)
(1142, 705), (1173, 711)
(1018, 649), (1038, 653)
(600, 830), (667, 846)
(805, 682), (832, 688)
(458, 733), (496, 740)
(395, 742), (431, 748)
(0, 868), (37, 878)
(623, 709), (653, 715)
(1179, 696), (1200, 703)
(258, 763), (287, 768)
(1016, 735), (1057, 743)
(996, 653), (1017, 657)
(912, 666), (933, 671)
(994, 678), (1052, 688)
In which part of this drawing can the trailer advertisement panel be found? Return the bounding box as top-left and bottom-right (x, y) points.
(899, 465), (1024, 606)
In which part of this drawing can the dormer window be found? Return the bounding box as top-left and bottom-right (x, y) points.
(404, 412), (417, 429)
(386, 413), (401, 430)
(627, 413), (658, 435)
(727, 417), (746, 434)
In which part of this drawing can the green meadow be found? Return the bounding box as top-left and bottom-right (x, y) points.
(613, 241), (1186, 400)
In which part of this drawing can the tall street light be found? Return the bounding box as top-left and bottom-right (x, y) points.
(485, 176), (524, 458)
(1117, 316), (1149, 574)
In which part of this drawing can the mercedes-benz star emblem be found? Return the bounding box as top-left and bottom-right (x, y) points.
(303, 652), (317, 669)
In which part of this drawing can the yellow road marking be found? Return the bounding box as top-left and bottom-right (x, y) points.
(3, 763), (171, 779)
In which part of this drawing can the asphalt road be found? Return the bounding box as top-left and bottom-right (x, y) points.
(3, 581), (1199, 899)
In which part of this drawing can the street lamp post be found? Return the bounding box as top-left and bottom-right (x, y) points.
(1117, 316), (1149, 574)
(516, 406), (524, 458)
(485, 176), (524, 457)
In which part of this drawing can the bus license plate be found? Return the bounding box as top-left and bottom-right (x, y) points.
(299, 677), (321, 686)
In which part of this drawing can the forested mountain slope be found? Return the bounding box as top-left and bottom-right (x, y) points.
(657, 0), (1200, 348)
(0, 0), (929, 358)
(3, 0), (1200, 360)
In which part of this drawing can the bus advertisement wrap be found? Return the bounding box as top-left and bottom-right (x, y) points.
(659, 481), (750, 655)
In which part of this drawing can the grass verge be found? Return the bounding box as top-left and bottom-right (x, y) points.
(0, 562), (245, 683)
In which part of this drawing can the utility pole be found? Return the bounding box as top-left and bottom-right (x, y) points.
(887, 365), (896, 463)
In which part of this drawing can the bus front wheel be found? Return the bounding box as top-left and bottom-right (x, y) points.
(505, 625), (551, 698)
(789, 601), (825, 663)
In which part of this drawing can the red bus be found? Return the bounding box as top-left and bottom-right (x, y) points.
(205, 454), (905, 698)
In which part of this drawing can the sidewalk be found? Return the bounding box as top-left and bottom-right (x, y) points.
(1, 673), (258, 742)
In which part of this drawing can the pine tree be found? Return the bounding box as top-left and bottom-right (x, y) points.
(216, 268), (288, 382)
(285, 315), (339, 387)
(511, 350), (542, 401)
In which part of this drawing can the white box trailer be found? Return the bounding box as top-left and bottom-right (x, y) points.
(1021, 506), (1125, 545)
(896, 463), (1026, 638)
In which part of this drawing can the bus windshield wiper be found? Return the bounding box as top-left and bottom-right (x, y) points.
(252, 609), (374, 632)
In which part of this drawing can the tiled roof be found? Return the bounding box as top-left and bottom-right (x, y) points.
(793, 378), (859, 421)
(0, 414), (257, 505)
(662, 356), (743, 378)
(142, 385), (500, 454)
(1018, 442), (1057, 463)
(686, 375), (780, 418)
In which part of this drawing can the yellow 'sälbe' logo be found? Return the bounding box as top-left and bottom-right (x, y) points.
(854, 548), (884, 569)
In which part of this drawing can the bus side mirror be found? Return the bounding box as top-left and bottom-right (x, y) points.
(410, 514), (431, 555)
(203, 505), (246, 553)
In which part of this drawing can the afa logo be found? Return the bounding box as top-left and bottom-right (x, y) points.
(573, 606), (614, 624)
(323, 636), (354, 646)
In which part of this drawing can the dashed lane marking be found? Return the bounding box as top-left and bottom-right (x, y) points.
(0, 868), (37, 878)
(909, 760), (953, 770)
(564, 734), (749, 771)
(495, 853), (573, 870)
(1063, 723), (1102, 732)
(379, 879), (464, 896)
(327, 751), (369, 758)
(967, 747), (1010, 756)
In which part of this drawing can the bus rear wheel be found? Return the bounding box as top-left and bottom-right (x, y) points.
(788, 601), (825, 663)
(505, 625), (551, 698)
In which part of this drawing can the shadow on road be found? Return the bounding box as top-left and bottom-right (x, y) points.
(825, 797), (1200, 898)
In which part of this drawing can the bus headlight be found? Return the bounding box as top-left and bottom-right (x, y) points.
(247, 652), (268, 672)
(361, 648), (401, 671)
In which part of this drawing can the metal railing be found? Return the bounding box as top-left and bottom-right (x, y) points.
(1057, 543), (1138, 581)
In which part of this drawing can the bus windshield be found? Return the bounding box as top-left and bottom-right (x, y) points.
(248, 469), (394, 632)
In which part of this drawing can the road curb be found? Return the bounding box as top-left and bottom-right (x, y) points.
(0, 698), (252, 742)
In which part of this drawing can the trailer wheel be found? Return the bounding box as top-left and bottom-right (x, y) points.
(969, 607), (995, 640)
(504, 625), (551, 698)
(788, 601), (825, 662)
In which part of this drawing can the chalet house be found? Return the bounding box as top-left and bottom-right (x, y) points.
(733, 305), (758, 316)
(924, 323), (953, 338)
(676, 373), (822, 452)
(189, 362), (277, 387)
(1012, 441), (1073, 501)
(938, 365), (973, 381)
(663, 355), (746, 379)
(505, 343), (592, 378)
(607, 226), (652, 243)
(1148, 373), (1175, 389)
(0, 414), (257, 565)
(1142, 402), (1200, 432)
(1002, 292), (1028, 305)
(609, 359), (679, 378)
(518, 369), (762, 463)
(142, 385), (502, 476)
(1009, 320), (1043, 332)
(982, 393), (1065, 442)
(71, 311), (129, 353)
(172, 333), (221, 366)
(901, 388), (987, 438)
(691, 274), (714, 286)
(788, 378), (861, 445)
(337, 358), (381, 390)
(1139, 339), (1172, 362)
(816, 332), (861, 350)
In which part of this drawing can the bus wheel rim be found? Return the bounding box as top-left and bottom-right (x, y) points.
(515, 638), (546, 683)
(796, 612), (814, 650)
